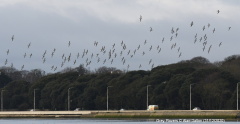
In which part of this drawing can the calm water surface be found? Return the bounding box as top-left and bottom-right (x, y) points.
(0, 118), (239, 124)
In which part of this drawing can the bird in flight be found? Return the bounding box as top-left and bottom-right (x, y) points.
(112, 43), (115, 49)
(30, 53), (32, 58)
(219, 42), (222, 47)
(121, 40), (123, 46)
(6, 49), (9, 55)
(5, 59), (7, 65)
(142, 51), (145, 56)
(228, 27), (231, 31)
(162, 38), (164, 43)
(94, 41), (98, 46)
(199, 37), (202, 42)
(73, 60), (76, 65)
(137, 45), (140, 50)
(51, 65), (54, 70)
(190, 21), (193, 27)
(213, 28), (215, 33)
(21, 65), (24, 70)
(51, 52), (54, 58)
(217, 10), (220, 14)
(149, 45), (152, 51)
(77, 53), (79, 59)
(11, 35), (14, 41)
(139, 64), (142, 68)
(23, 53), (26, 58)
(61, 62), (64, 67)
(28, 42), (31, 48)
(149, 59), (152, 65)
(140, 15), (142, 22)
(150, 27), (152, 32)
(176, 28), (179, 32)
(203, 46), (205, 51)
(203, 26), (205, 31)
(208, 23), (210, 28)
(144, 40), (147, 45)
(179, 52), (182, 58)
(171, 27), (174, 34)
(68, 41), (71, 47)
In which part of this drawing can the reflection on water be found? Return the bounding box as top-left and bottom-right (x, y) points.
(0, 118), (239, 124)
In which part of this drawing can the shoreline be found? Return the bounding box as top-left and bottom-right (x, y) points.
(0, 110), (239, 119)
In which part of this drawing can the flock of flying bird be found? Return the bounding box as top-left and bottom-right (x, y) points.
(3, 10), (231, 72)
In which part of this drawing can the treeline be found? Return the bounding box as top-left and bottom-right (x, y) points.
(0, 55), (240, 110)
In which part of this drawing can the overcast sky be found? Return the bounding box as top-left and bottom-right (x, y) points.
(0, 0), (240, 73)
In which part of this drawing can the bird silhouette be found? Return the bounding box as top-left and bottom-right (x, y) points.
(112, 43), (115, 49)
(51, 52), (54, 58)
(74, 60), (76, 65)
(11, 35), (14, 41)
(190, 21), (193, 27)
(68, 41), (71, 47)
(199, 37), (202, 42)
(28, 42), (31, 48)
(213, 28), (215, 33)
(137, 45), (140, 50)
(149, 59), (152, 65)
(23, 53), (26, 58)
(21, 65), (24, 70)
(76, 53), (79, 59)
(150, 27), (152, 32)
(217, 10), (220, 14)
(203, 46), (205, 51)
(219, 42), (222, 47)
(149, 46), (152, 51)
(6, 49), (9, 55)
(228, 27), (231, 31)
(176, 28), (179, 32)
(5, 59), (7, 65)
(139, 15), (142, 22)
(111, 59), (113, 64)
(61, 62), (64, 67)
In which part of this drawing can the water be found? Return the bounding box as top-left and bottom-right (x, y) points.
(0, 118), (239, 124)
